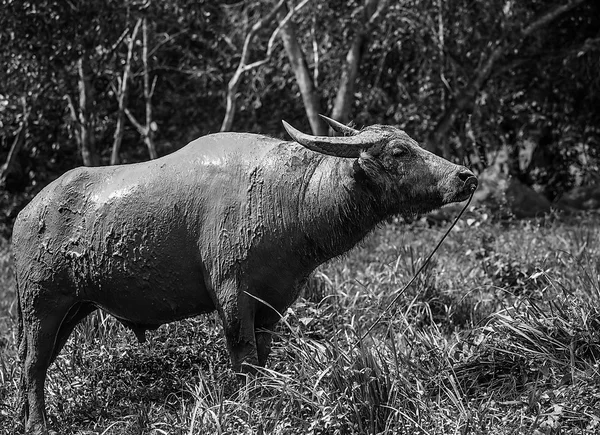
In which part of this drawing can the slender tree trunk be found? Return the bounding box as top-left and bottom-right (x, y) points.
(331, 0), (388, 125)
(278, 4), (327, 136)
(0, 124), (26, 182)
(437, 0), (447, 113)
(330, 36), (363, 125)
(0, 99), (30, 185)
(142, 18), (157, 160)
(426, 0), (589, 157)
(77, 55), (100, 166)
(125, 18), (158, 160)
(111, 19), (142, 165)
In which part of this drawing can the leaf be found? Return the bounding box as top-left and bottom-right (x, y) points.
(299, 317), (313, 326)
(530, 271), (544, 280)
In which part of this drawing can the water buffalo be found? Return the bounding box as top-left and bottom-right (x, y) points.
(13, 116), (477, 433)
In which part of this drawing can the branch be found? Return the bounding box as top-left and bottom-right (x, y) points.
(477, 0), (589, 91)
(522, 0), (589, 37)
(147, 29), (189, 59)
(124, 107), (146, 135)
(220, 0), (288, 132)
(99, 26), (131, 65)
(311, 15), (319, 87)
(116, 19), (142, 111)
(111, 19), (142, 165)
(366, 0), (391, 29)
(240, 0), (286, 70)
(64, 93), (80, 143)
(240, 0), (311, 73)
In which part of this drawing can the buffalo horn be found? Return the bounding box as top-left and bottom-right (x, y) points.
(319, 114), (359, 136)
(282, 120), (379, 158)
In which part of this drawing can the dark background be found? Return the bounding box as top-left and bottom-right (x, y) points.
(1, 0), (599, 235)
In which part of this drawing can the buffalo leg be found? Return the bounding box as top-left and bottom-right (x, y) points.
(50, 303), (97, 364)
(20, 290), (76, 435)
(255, 309), (280, 367)
(256, 329), (273, 367)
(219, 285), (259, 372)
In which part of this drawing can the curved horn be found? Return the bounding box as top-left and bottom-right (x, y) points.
(282, 120), (380, 158)
(319, 114), (359, 136)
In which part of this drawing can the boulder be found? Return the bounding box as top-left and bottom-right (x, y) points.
(505, 177), (551, 218)
(555, 183), (600, 211)
(427, 166), (552, 221)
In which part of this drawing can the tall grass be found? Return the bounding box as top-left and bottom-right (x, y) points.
(0, 213), (599, 434)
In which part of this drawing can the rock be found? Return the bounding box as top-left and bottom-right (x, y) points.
(555, 183), (600, 211)
(427, 166), (553, 221)
(505, 177), (551, 218)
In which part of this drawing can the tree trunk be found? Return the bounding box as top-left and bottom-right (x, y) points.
(111, 19), (142, 165)
(331, 0), (388, 125)
(330, 36), (363, 125)
(142, 18), (157, 160)
(426, 0), (589, 157)
(0, 100), (30, 185)
(278, 5), (327, 136)
(125, 18), (158, 160)
(77, 56), (100, 166)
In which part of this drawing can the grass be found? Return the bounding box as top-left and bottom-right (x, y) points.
(0, 210), (599, 434)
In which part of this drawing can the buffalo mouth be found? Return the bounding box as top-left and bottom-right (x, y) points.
(396, 174), (478, 217)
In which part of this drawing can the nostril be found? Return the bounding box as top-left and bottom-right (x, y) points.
(458, 169), (475, 182)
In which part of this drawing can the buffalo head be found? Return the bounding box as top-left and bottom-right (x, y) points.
(282, 115), (478, 217)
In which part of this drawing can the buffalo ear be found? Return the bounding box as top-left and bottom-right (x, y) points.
(352, 151), (381, 183)
(352, 158), (369, 183)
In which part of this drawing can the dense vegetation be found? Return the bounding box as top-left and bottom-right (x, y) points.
(1, 1), (599, 433)
(1, 0), (599, 234)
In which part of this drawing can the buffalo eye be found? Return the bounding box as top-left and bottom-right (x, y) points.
(391, 142), (410, 158)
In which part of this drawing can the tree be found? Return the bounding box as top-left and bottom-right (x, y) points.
(220, 0), (286, 132)
(124, 17), (158, 161)
(0, 97), (31, 187)
(111, 20), (141, 165)
(426, 0), (592, 157)
(278, 0), (326, 135)
(330, 0), (390, 124)
(65, 56), (100, 167)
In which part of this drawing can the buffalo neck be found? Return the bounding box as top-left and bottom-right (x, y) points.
(295, 154), (387, 265)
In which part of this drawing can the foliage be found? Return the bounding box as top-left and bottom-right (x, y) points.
(1, 1), (599, 235)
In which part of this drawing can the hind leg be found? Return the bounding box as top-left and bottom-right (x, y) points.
(20, 289), (78, 434)
(50, 303), (97, 365)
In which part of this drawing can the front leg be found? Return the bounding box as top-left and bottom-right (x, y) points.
(217, 281), (259, 372)
(256, 329), (273, 367)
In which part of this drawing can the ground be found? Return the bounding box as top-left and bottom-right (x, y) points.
(0, 208), (599, 434)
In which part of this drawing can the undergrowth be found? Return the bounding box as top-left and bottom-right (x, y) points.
(0, 212), (599, 434)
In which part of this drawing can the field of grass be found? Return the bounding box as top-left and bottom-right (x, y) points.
(1, 210), (599, 434)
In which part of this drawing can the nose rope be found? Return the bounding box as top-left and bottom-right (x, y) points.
(352, 188), (476, 351)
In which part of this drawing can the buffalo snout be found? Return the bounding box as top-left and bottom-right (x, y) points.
(457, 168), (478, 192)
(443, 166), (478, 203)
